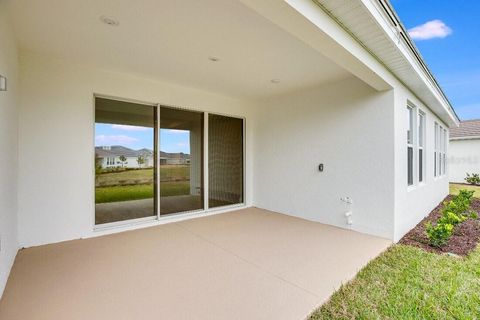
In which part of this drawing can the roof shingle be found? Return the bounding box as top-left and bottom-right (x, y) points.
(450, 119), (480, 139)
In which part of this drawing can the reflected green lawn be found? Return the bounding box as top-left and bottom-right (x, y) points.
(95, 181), (189, 203)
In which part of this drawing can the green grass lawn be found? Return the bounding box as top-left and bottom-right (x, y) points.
(96, 168), (154, 185)
(309, 244), (480, 319)
(96, 166), (189, 186)
(450, 183), (480, 198)
(95, 181), (190, 203)
(159, 165), (189, 181)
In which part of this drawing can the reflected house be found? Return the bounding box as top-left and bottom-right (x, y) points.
(159, 151), (190, 165)
(95, 146), (191, 168)
(95, 145), (154, 169)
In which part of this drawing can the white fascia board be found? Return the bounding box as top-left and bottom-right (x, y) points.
(237, 0), (392, 91)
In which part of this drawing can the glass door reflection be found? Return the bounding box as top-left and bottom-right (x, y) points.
(94, 97), (157, 225)
(159, 107), (204, 215)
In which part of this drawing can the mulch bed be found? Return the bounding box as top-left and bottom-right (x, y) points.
(399, 196), (480, 256)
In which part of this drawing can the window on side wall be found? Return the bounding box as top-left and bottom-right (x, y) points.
(434, 122), (446, 178)
(407, 106), (414, 186)
(439, 125), (443, 176)
(418, 111), (425, 183)
(434, 123), (438, 177)
(442, 128), (447, 175)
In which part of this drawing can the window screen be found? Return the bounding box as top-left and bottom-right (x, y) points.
(208, 114), (244, 208)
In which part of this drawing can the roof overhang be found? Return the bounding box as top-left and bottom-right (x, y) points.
(312, 0), (459, 127)
(239, 0), (459, 127)
(238, 0), (393, 92)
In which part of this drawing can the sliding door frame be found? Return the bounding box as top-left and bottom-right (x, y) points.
(93, 94), (246, 231)
(158, 105), (205, 217)
(204, 112), (210, 211)
(206, 111), (246, 211)
(93, 93), (160, 230)
(156, 103), (161, 220)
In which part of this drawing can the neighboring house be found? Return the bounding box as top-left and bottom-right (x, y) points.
(449, 120), (480, 183)
(0, 0), (460, 302)
(160, 151), (190, 165)
(95, 146), (190, 168)
(95, 146), (154, 169)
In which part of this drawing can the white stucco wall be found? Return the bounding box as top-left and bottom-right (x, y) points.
(449, 139), (480, 183)
(238, 0), (455, 242)
(16, 55), (455, 250)
(17, 49), (453, 248)
(253, 77), (396, 239)
(17, 52), (256, 248)
(393, 87), (449, 242)
(0, 5), (19, 297)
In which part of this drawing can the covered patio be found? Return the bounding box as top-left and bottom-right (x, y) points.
(0, 208), (390, 320)
(1, 0), (408, 316)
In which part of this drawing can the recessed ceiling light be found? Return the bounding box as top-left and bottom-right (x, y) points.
(208, 56), (220, 62)
(100, 15), (119, 26)
(270, 79), (280, 84)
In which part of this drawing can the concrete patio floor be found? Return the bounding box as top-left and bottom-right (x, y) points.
(0, 208), (391, 320)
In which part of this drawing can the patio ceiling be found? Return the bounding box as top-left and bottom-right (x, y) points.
(6, 0), (351, 99)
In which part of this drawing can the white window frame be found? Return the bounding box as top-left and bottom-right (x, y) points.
(434, 122), (447, 178)
(407, 104), (416, 187)
(434, 122), (438, 177)
(418, 111), (426, 184)
(442, 128), (447, 175)
(93, 94), (247, 231)
(439, 125), (443, 176)
(407, 103), (427, 188)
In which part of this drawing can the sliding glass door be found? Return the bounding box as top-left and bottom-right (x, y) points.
(94, 97), (244, 225)
(159, 107), (204, 215)
(94, 97), (157, 225)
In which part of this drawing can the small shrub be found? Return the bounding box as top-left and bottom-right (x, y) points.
(437, 211), (466, 225)
(469, 211), (479, 219)
(458, 189), (475, 202)
(425, 189), (477, 247)
(442, 190), (475, 217)
(425, 222), (454, 247)
(457, 190), (475, 216)
(465, 173), (480, 185)
(442, 200), (460, 215)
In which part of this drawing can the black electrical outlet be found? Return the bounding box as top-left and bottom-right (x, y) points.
(0, 75), (6, 91)
(319, 164), (324, 172)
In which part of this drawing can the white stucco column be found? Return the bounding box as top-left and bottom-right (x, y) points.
(189, 122), (202, 196)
